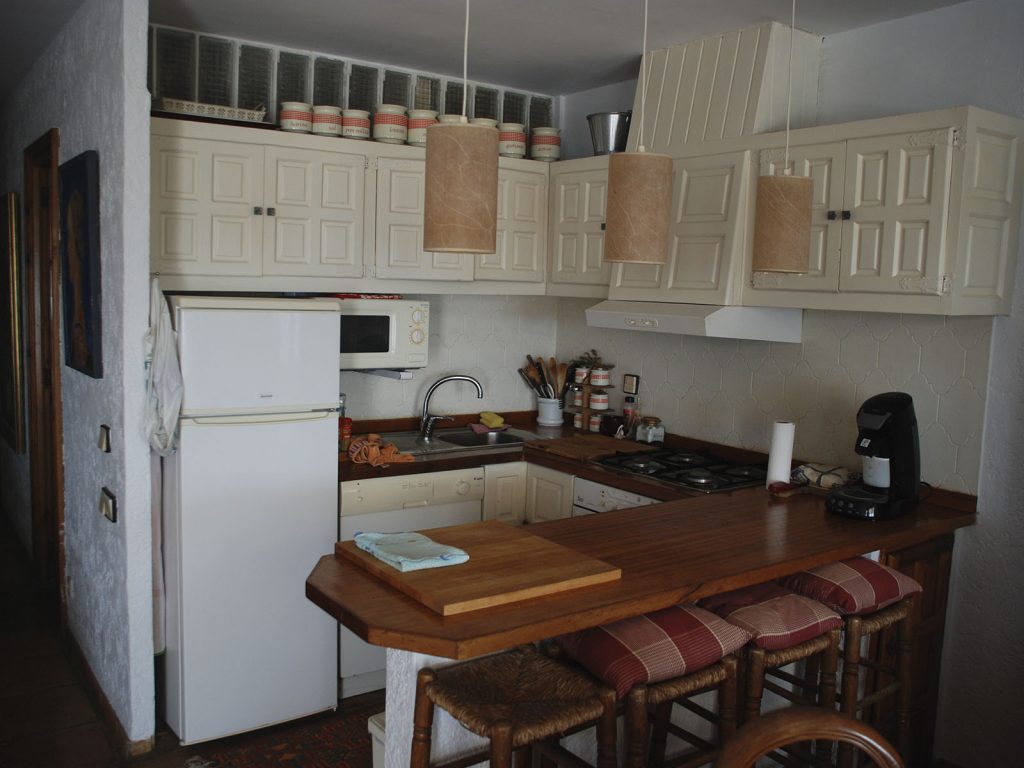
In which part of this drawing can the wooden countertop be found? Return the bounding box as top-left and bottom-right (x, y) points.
(307, 487), (975, 660)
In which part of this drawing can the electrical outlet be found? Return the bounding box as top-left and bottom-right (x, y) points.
(100, 487), (117, 523)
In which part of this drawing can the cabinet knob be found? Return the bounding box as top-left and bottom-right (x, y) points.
(253, 206), (263, 215)
(267, 207), (276, 216)
(826, 210), (852, 221)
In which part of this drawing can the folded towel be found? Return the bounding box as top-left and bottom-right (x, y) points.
(791, 463), (861, 490)
(354, 532), (470, 572)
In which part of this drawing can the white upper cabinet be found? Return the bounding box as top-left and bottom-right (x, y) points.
(609, 151), (751, 305)
(151, 135), (264, 277)
(743, 107), (1024, 314)
(475, 166), (547, 283)
(547, 156), (611, 295)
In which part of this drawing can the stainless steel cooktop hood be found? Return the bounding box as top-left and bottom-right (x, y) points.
(585, 301), (802, 343)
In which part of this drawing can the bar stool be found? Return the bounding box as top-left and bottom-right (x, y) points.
(411, 644), (617, 768)
(779, 557), (923, 767)
(699, 582), (843, 768)
(551, 603), (751, 768)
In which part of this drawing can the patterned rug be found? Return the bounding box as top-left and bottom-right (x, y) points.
(185, 693), (383, 768)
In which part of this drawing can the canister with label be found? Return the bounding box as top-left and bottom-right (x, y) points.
(373, 104), (408, 144)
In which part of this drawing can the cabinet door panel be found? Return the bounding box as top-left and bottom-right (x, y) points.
(483, 462), (527, 525)
(151, 136), (263, 276)
(549, 167), (610, 285)
(749, 142), (845, 294)
(525, 465), (573, 523)
(263, 147), (364, 278)
(476, 169), (546, 282)
(839, 131), (953, 294)
(374, 158), (474, 281)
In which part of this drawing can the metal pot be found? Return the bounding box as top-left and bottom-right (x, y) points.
(587, 111), (632, 155)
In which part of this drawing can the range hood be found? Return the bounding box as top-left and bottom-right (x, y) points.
(586, 301), (802, 343)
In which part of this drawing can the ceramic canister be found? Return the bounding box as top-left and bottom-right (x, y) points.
(373, 104), (408, 144)
(407, 109), (438, 146)
(439, 114), (467, 124)
(279, 101), (312, 132)
(590, 367), (610, 387)
(470, 117), (498, 128)
(341, 109), (371, 139)
(498, 123), (526, 158)
(589, 391), (610, 410)
(531, 127), (561, 161)
(311, 105), (342, 136)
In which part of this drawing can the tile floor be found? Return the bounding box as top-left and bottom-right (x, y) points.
(0, 513), (381, 768)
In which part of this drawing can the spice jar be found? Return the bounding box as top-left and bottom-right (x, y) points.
(590, 367), (610, 387)
(589, 390), (609, 410)
(636, 416), (664, 443)
(572, 388), (585, 408)
(623, 396), (637, 420)
(574, 366), (590, 384)
(589, 413), (603, 432)
(573, 412), (584, 429)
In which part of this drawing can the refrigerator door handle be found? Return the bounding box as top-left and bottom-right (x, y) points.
(184, 410), (338, 427)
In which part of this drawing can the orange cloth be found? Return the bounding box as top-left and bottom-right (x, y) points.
(348, 434), (415, 467)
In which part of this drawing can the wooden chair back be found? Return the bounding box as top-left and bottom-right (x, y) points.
(716, 707), (905, 768)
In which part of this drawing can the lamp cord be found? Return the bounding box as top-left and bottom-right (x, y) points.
(638, 0), (649, 153)
(462, 0), (469, 117)
(784, 0), (795, 172)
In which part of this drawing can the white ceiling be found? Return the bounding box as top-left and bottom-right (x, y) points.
(2, 0), (969, 102)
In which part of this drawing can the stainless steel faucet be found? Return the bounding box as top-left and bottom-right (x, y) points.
(419, 375), (484, 440)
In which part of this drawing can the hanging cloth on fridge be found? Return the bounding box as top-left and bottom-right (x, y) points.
(144, 277), (182, 655)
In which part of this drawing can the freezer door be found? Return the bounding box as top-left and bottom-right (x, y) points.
(176, 305), (340, 415)
(163, 411), (338, 743)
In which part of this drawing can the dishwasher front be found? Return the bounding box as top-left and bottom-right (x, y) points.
(337, 467), (485, 697)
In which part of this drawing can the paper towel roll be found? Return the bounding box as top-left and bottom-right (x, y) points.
(766, 421), (796, 487)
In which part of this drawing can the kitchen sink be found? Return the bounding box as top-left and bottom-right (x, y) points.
(372, 427), (537, 457)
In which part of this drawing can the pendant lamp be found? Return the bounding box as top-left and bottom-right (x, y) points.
(604, 0), (672, 265)
(751, 0), (812, 273)
(423, 0), (498, 254)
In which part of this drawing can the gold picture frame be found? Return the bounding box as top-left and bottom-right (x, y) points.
(0, 191), (25, 453)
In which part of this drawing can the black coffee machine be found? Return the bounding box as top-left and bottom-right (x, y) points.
(826, 392), (920, 520)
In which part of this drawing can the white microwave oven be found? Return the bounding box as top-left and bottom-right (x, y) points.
(338, 299), (429, 370)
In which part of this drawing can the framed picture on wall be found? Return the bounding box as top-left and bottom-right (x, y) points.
(0, 191), (26, 453)
(59, 149), (102, 378)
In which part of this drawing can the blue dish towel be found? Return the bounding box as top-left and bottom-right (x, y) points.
(354, 532), (470, 572)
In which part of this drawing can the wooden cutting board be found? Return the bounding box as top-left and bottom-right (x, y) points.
(527, 434), (657, 462)
(336, 520), (621, 616)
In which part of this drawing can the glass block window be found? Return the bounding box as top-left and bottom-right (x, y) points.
(197, 36), (233, 106)
(276, 51), (310, 106)
(502, 92), (527, 125)
(444, 82), (465, 116)
(154, 28), (196, 101)
(382, 70), (411, 108)
(529, 96), (554, 130)
(313, 57), (345, 107)
(473, 86), (499, 120)
(414, 76), (441, 111)
(349, 64), (378, 111)
(238, 45), (272, 112)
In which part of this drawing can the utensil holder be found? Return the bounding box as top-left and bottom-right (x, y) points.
(536, 397), (564, 427)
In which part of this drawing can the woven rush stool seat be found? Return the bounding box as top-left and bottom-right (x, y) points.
(411, 644), (617, 768)
(699, 583), (843, 768)
(780, 557), (923, 767)
(552, 603), (751, 768)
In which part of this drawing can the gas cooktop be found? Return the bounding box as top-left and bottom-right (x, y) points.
(597, 448), (768, 493)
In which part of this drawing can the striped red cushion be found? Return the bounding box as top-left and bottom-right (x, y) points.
(555, 604), (751, 698)
(779, 557), (922, 615)
(698, 582), (843, 651)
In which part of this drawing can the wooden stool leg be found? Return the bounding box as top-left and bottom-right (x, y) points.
(647, 700), (673, 767)
(490, 721), (514, 768)
(625, 685), (650, 768)
(814, 629), (841, 768)
(838, 617), (864, 768)
(895, 602), (915, 761)
(411, 669), (436, 768)
(513, 744), (531, 768)
(719, 655), (739, 743)
(745, 648), (767, 722)
(596, 686), (618, 768)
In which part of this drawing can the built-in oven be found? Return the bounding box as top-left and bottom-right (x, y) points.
(572, 477), (659, 516)
(338, 298), (429, 370)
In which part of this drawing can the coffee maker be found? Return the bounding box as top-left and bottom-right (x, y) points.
(826, 392), (920, 520)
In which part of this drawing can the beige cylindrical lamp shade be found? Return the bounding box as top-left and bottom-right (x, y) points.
(604, 151), (673, 264)
(752, 174), (813, 272)
(423, 123), (499, 253)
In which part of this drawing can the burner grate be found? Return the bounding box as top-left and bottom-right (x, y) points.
(597, 449), (768, 493)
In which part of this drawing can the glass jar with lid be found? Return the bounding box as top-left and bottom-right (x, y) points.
(636, 416), (664, 443)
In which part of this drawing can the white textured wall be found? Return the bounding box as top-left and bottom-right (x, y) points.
(557, 304), (990, 495)
(558, 79), (638, 160)
(0, 0), (152, 743)
(818, 1), (1024, 763)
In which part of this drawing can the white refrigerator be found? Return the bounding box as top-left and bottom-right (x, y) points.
(162, 296), (340, 744)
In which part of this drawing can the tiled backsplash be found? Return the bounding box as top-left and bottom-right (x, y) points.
(340, 294), (990, 494)
(557, 299), (991, 494)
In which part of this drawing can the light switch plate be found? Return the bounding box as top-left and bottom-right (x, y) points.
(100, 487), (117, 523)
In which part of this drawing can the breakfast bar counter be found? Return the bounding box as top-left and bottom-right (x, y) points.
(306, 487), (974, 659)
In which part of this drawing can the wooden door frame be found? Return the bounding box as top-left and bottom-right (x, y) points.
(23, 128), (66, 622)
